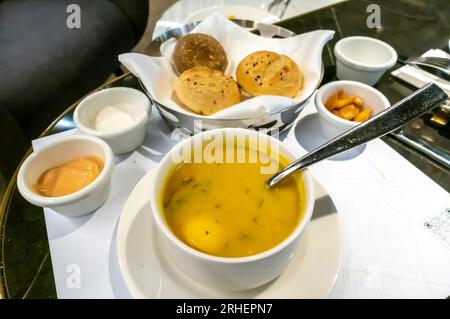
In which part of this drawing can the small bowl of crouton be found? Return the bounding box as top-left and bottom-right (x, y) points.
(315, 80), (390, 139)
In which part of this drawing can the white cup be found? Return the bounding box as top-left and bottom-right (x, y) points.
(334, 36), (397, 86)
(17, 135), (114, 217)
(150, 128), (315, 291)
(74, 87), (151, 155)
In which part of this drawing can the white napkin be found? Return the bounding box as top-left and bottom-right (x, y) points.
(119, 13), (334, 120)
(391, 49), (450, 96)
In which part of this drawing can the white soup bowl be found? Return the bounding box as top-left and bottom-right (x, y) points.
(150, 128), (315, 291)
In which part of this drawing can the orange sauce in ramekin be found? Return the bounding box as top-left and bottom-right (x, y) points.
(34, 156), (104, 197)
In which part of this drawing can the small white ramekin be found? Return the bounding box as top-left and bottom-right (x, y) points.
(74, 87), (151, 155)
(315, 80), (390, 139)
(150, 128), (315, 291)
(334, 36), (397, 85)
(17, 135), (114, 217)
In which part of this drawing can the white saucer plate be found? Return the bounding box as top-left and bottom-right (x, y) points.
(117, 167), (343, 298)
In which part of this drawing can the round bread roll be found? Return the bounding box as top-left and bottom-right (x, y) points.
(236, 50), (303, 98)
(175, 66), (241, 115)
(172, 33), (228, 74)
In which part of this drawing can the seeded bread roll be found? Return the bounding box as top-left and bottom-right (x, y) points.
(175, 66), (241, 115)
(172, 33), (228, 74)
(236, 51), (303, 98)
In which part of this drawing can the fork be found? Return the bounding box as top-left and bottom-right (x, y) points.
(399, 56), (450, 77)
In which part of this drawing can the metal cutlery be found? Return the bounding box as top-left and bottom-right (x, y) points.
(266, 83), (448, 188)
(398, 55), (450, 80)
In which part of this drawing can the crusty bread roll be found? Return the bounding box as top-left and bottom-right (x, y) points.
(175, 66), (241, 115)
(236, 50), (303, 98)
(172, 33), (228, 74)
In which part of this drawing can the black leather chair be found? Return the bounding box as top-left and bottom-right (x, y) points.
(0, 0), (149, 181)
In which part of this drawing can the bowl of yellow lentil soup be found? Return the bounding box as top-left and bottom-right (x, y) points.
(150, 128), (315, 291)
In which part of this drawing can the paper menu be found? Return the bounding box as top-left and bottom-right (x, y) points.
(422, 207), (450, 249)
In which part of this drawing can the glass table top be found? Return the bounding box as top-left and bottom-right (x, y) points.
(1, 0), (449, 298)
(153, 0), (346, 38)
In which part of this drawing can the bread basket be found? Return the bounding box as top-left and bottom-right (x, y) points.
(142, 19), (324, 134)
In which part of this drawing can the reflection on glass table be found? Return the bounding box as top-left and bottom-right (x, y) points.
(153, 0), (345, 38)
(393, 100), (450, 169)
